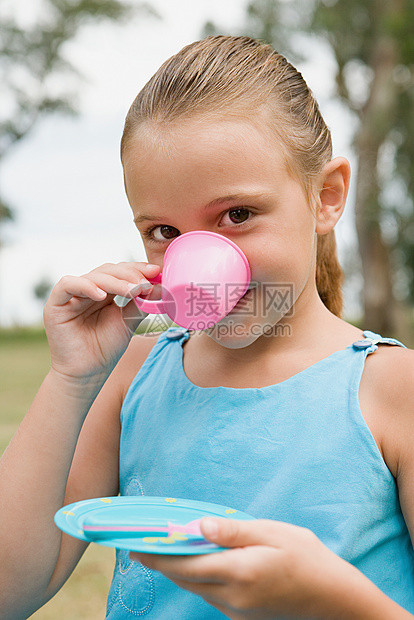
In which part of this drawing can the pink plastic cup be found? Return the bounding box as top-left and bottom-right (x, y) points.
(134, 231), (251, 330)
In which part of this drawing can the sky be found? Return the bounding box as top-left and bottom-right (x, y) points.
(0, 0), (358, 326)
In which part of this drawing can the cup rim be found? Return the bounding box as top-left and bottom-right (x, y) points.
(164, 230), (250, 275)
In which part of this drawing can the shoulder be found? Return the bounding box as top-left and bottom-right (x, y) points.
(362, 344), (414, 404)
(360, 344), (414, 478)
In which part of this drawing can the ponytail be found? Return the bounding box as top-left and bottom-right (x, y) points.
(316, 230), (343, 317)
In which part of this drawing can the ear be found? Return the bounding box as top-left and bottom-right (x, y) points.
(315, 157), (350, 235)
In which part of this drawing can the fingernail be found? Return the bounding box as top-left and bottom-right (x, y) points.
(140, 282), (153, 292)
(201, 518), (219, 540)
(127, 283), (142, 298)
(96, 287), (107, 298)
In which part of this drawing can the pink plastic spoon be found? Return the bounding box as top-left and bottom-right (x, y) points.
(83, 518), (203, 540)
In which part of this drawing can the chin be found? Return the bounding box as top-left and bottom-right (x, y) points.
(205, 316), (265, 349)
(207, 332), (259, 349)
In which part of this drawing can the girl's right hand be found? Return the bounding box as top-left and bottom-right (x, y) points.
(43, 262), (160, 382)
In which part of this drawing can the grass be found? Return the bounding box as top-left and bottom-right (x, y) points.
(0, 329), (49, 450)
(0, 327), (115, 619)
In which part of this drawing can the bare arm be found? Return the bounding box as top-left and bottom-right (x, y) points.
(0, 369), (114, 617)
(0, 262), (159, 619)
(135, 518), (414, 620)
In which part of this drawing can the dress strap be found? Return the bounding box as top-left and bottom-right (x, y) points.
(352, 330), (406, 355)
(164, 327), (405, 354)
(162, 326), (191, 344)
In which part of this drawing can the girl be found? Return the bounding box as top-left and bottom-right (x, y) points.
(1, 35), (414, 620)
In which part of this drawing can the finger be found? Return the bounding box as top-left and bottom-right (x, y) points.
(130, 552), (227, 584)
(161, 576), (232, 618)
(130, 559), (235, 616)
(49, 262), (161, 306)
(83, 263), (161, 301)
(87, 262), (160, 286)
(162, 577), (229, 609)
(49, 275), (108, 306)
(200, 517), (303, 549)
(81, 273), (144, 298)
(130, 558), (242, 619)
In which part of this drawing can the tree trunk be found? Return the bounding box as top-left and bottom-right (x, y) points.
(354, 32), (398, 334)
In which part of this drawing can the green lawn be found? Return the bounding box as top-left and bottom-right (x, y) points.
(0, 328), (114, 619)
(0, 329), (50, 452)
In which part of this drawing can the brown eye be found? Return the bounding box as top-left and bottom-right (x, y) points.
(153, 225), (180, 241)
(228, 208), (250, 224)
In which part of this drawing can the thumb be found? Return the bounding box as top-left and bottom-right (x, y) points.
(200, 517), (271, 548)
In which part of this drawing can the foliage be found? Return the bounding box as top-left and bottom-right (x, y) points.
(0, 0), (158, 228)
(310, 0), (414, 309)
(33, 277), (53, 302)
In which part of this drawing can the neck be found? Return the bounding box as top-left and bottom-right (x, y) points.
(182, 279), (362, 388)
(202, 297), (334, 361)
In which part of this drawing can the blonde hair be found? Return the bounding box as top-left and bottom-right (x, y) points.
(121, 35), (343, 316)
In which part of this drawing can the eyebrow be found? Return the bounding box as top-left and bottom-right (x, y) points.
(204, 192), (269, 209)
(133, 192), (270, 225)
(134, 214), (165, 225)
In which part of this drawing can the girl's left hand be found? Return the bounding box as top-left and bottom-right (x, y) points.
(131, 518), (361, 619)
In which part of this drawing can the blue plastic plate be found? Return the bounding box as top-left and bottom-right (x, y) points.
(55, 496), (255, 555)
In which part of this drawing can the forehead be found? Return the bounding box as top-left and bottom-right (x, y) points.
(122, 116), (289, 186)
(121, 118), (309, 230)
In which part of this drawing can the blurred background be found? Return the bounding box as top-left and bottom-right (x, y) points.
(2, 0), (414, 337)
(1, 0), (414, 618)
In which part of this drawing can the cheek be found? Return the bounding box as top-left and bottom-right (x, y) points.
(247, 235), (316, 285)
(247, 244), (290, 284)
(142, 244), (166, 269)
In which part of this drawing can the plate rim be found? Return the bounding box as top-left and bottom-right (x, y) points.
(54, 495), (255, 555)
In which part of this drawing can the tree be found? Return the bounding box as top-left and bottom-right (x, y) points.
(310, 0), (414, 334)
(33, 277), (53, 306)
(0, 0), (158, 241)
(205, 0), (414, 334)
